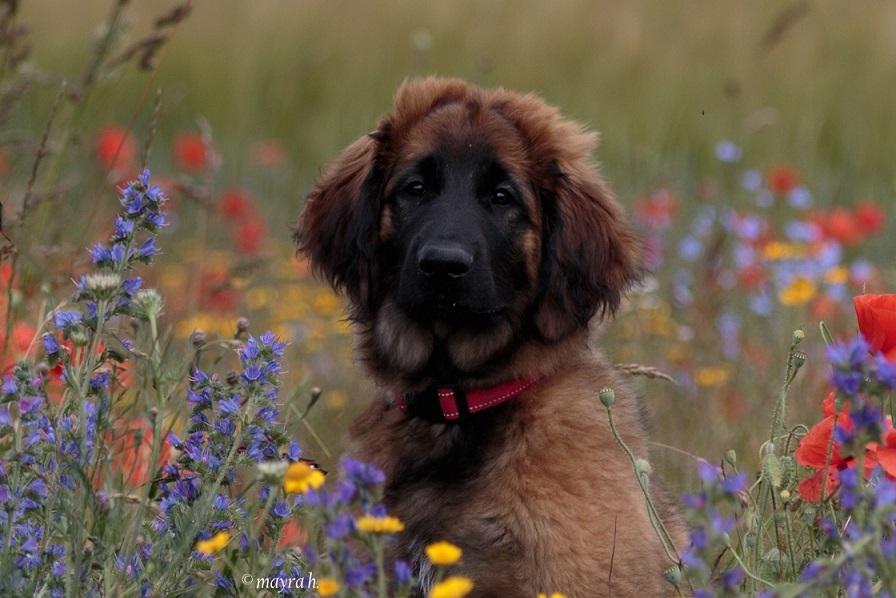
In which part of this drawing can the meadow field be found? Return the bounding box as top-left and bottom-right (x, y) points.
(2, 1), (896, 595)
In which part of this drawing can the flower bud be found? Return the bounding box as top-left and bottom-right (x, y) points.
(132, 289), (164, 321)
(663, 566), (682, 586)
(599, 387), (615, 408)
(791, 351), (806, 371)
(236, 317), (250, 335)
(723, 449), (737, 467)
(190, 330), (207, 348)
(634, 458), (652, 477)
(792, 329), (804, 346)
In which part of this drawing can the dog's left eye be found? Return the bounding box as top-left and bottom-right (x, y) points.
(492, 188), (514, 205)
(404, 181), (426, 198)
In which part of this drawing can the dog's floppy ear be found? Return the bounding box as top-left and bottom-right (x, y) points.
(294, 133), (381, 310)
(534, 156), (643, 342)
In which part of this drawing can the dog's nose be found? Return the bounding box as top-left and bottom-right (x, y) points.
(417, 244), (473, 278)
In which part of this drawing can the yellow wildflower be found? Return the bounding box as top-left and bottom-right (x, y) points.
(778, 277), (817, 306)
(425, 541), (463, 566)
(430, 575), (474, 598)
(694, 366), (732, 388)
(317, 578), (340, 596)
(283, 461), (326, 494)
(762, 241), (803, 261)
(537, 594), (569, 598)
(355, 515), (405, 534)
(823, 266), (849, 285)
(195, 531), (230, 555)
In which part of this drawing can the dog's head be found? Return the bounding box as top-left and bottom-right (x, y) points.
(295, 78), (641, 379)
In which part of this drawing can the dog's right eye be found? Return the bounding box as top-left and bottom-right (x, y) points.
(404, 181), (426, 198)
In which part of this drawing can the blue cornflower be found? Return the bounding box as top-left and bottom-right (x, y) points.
(720, 470), (747, 495)
(714, 140), (742, 163)
(342, 457), (386, 487)
(325, 513), (354, 539)
(286, 439), (302, 461)
(113, 216), (135, 241)
(137, 238), (157, 260)
(271, 501), (290, 518)
(213, 494), (230, 510)
(214, 417), (236, 436)
(90, 372), (111, 390)
(260, 331), (287, 356)
(874, 354), (896, 390)
(42, 334), (60, 356)
(213, 572), (236, 592)
(53, 310), (83, 329)
(90, 243), (112, 265)
(121, 277), (142, 296)
(394, 560), (413, 586)
(832, 370), (864, 397)
(243, 364), (264, 383)
(827, 337), (869, 372)
(218, 396), (241, 415)
(1, 375), (16, 395)
(847, 401), (884, 438)
(240, 336), (261, 362)
(838, 467), (861, 510)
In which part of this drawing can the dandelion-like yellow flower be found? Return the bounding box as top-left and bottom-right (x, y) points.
(283, 461), (326, 494)
(195, 531), (230, 555)
(778, 277), (817, 306)
(317, 578), (341, 596)
(425, 541), (463, 566)
(355, 515), (405, 534)
(537, 594), (569, 598)
(430, 575), (474, 598)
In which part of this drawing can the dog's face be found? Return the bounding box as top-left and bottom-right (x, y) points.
(386, 114), (535, 331)
(295, 78), (642, 382)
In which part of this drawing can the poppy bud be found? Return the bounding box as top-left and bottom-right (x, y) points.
(599, 387), (615, 408)
(663, 566), (681, 586)
(723, 449), (737, 467)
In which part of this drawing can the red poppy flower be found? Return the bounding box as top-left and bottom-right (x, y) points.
(796, 393), (868, 501)
(96, 124), (136, 171)
(172, 132), (208, 172)
(767, 164), (800, 195)
(633, 188), (679, 229)
(235, 214), (266, 255)
(877, 428), (896, 476)
(98, 417), (171, 488)
(278, 518), (308, 549)
(200, 270), (239, 312)
(823, 208), (863, 247)
(854, 294), (896, 362)
(853, 201), (886, 235)
(218, 189), (254, 220)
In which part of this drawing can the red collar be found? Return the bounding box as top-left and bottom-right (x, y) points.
(395, 374), (545, 423)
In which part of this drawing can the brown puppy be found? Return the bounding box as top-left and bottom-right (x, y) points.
(295, 78), (686, 597)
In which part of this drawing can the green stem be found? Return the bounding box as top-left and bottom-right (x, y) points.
(605, 405), (680, 564)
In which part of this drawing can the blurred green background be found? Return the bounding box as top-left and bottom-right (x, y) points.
(5, 1), (896, 491)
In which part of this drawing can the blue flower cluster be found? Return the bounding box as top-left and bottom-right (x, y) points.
(0, 172), (170, 595)
(149, 331), (307, 593)
(798, 468), (896, 598)
(681, 460), (748, 597)
(302, 457), (415, 594)
(826, 336), (896, 454)
(0, 363), (68, 597)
